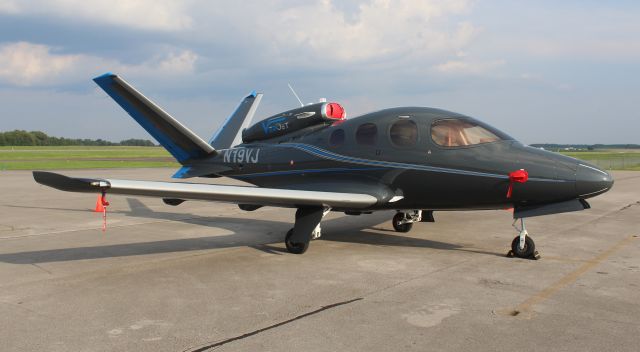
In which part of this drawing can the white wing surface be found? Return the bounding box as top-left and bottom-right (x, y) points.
(33, 171), (377, 209)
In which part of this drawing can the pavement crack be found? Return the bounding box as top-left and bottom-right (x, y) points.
(0, 300), (53, 320)
(363, 258), (472, 298)
(183, 298), (363, 352)
(619, 201), (640, 211)
(31, 263), (53, 275)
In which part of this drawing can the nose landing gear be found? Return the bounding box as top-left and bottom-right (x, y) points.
(507, 218), (540, 259)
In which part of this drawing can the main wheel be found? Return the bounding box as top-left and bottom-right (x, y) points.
(511, 235), (535, 258)
(392, 213), (413, 233)
(285, 229), (309, 254)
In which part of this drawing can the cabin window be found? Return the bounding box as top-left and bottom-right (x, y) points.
(356, 123), (378, 146)
(431, 119), (501, 147)
(390, 119), (418, 147)
(329, 129), (345, 146)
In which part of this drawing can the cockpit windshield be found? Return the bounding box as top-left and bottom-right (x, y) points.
(431, 118), (508, 147)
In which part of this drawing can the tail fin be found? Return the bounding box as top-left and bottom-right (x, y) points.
(93, 73), (215, 164)
(209, 91), (262, 149)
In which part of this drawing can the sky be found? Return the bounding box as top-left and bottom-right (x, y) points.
(0, 0), (638, 144)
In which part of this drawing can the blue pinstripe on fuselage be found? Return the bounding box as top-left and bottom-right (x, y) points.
(229, 143), (567, 183)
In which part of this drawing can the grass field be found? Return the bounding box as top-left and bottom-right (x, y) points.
(1, 146), (638, 171)
(0, 146), (178, 170)
(560, 150), (640, 171)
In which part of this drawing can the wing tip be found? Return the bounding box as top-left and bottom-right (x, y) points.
(93, 72), (116, 83)
(32, 170), (55, 185)
(32, 171), (103, 192)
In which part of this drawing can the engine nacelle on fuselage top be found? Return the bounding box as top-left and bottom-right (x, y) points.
(242, 102), (345, 143)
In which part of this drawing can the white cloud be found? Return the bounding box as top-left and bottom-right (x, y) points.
(0, 42), (198, 86)
(185, 0), (477, 66)
(0, 0), (19, 13)
(514, 38), (640, 61)
(0, 1), (486, 75)
(433, 59), (505, 75)
(266, 0), (477, 63)
(0, 0), (192, 31)
(0, 42), (81, 85)
(154, 51), (198, 74)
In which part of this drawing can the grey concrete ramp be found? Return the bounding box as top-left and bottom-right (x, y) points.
(1, 169), (638, 351)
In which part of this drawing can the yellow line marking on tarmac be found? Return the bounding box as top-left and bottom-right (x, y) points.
(510, 235), (636, 318)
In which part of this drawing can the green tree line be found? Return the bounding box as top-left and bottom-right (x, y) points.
(0, 130), (156, 147)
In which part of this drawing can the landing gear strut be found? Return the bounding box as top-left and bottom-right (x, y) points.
(507, 218), (540, 259)
(392, 210), (422, 232)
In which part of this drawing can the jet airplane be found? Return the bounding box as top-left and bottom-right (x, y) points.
(34, 73), (614, 258)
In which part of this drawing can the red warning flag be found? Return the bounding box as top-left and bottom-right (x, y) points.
(507, 169), (528, 198)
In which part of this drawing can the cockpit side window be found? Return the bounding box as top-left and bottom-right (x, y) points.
(431, 119), (502, 147)
(356, 123), (378, 146)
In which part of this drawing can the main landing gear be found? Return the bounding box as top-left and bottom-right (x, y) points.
(284, 206), (331, 254)
(285, 229), (308, 254)
(392, 210), (433, 232)
(507, 218), (540, 260)
(392, 210), (420, 232)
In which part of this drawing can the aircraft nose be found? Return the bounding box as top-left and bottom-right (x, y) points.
(575, 163), (614, 198)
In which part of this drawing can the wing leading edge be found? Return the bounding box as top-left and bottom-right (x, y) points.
(33, 171), (377, 209)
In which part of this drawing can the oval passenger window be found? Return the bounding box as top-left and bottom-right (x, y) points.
(390, 119), (418, 147)
(355, 123), (378, 146)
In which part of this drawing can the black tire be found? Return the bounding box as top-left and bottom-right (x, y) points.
(285, 229), (309, 254)
(511, 235), (535, 258)
(392, 213), (413, 233)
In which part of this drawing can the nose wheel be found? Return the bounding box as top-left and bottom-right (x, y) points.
(510, 235), (535, 258)
(507, 218), (540, 260)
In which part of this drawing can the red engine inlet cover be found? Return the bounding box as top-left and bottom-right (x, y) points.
(324, 102), (345, 119)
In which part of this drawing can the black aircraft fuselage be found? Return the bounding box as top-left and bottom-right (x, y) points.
(34, 73), (615, 257)
(193, 106), (612, 213)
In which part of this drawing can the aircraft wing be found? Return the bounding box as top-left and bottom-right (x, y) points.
(33, 171), (377, 209)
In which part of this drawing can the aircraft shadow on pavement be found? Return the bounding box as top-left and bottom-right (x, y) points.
(0, 198), (496, 264)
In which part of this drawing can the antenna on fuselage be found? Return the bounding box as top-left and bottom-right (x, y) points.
(287, 83), (304, 107)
